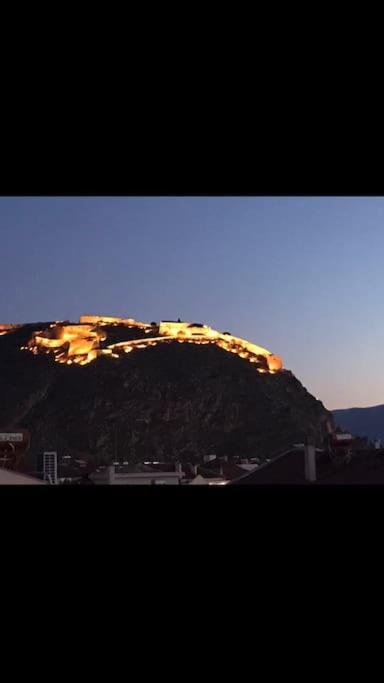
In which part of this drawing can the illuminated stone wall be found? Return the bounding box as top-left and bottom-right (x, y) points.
(79, 315), (150, 328)
(24, 323), (105, 365)
(22, 316), (283, 373)
(159, 321), (217, 338)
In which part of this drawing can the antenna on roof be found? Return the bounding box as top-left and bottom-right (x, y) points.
(304, 435), (316, 483)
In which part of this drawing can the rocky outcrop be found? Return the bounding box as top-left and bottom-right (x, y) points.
(0, 322), (332, 466)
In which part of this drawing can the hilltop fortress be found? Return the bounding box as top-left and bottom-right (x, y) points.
(0, 315), (333, 464)
(11, 315), (283, 373)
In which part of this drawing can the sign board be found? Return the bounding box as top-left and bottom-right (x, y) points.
(0, 433), (23, 442)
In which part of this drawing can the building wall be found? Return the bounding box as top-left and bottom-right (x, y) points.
(79, 315), (149, 328)
(90, 468), (183, 485)
(113, 474), (182, 485)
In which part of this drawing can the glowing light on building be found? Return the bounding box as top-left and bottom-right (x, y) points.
(21, 316), (283, 373)
(0, 324), (22, 336)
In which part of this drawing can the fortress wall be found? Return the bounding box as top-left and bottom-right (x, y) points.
(22, 318), (284, 372)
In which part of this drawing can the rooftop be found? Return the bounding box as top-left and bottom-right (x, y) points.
(197, 459), (249, 481)
(231, 447), (384, 485)
(0, 467), (47, 485)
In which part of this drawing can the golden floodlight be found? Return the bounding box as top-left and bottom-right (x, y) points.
(0, 324), (22, 336)
(21, 315), (283, 373)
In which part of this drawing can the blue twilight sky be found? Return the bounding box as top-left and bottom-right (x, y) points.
(1, 196), (383, 410)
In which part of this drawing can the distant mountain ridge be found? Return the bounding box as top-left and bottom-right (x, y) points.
(332, 404), (384, 441)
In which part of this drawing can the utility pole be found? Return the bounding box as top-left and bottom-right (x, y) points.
(114, 423), (118, 462)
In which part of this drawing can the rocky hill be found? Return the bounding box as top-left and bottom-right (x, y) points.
(333, 405), (384, 442)
(0, 318), (332, 466)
